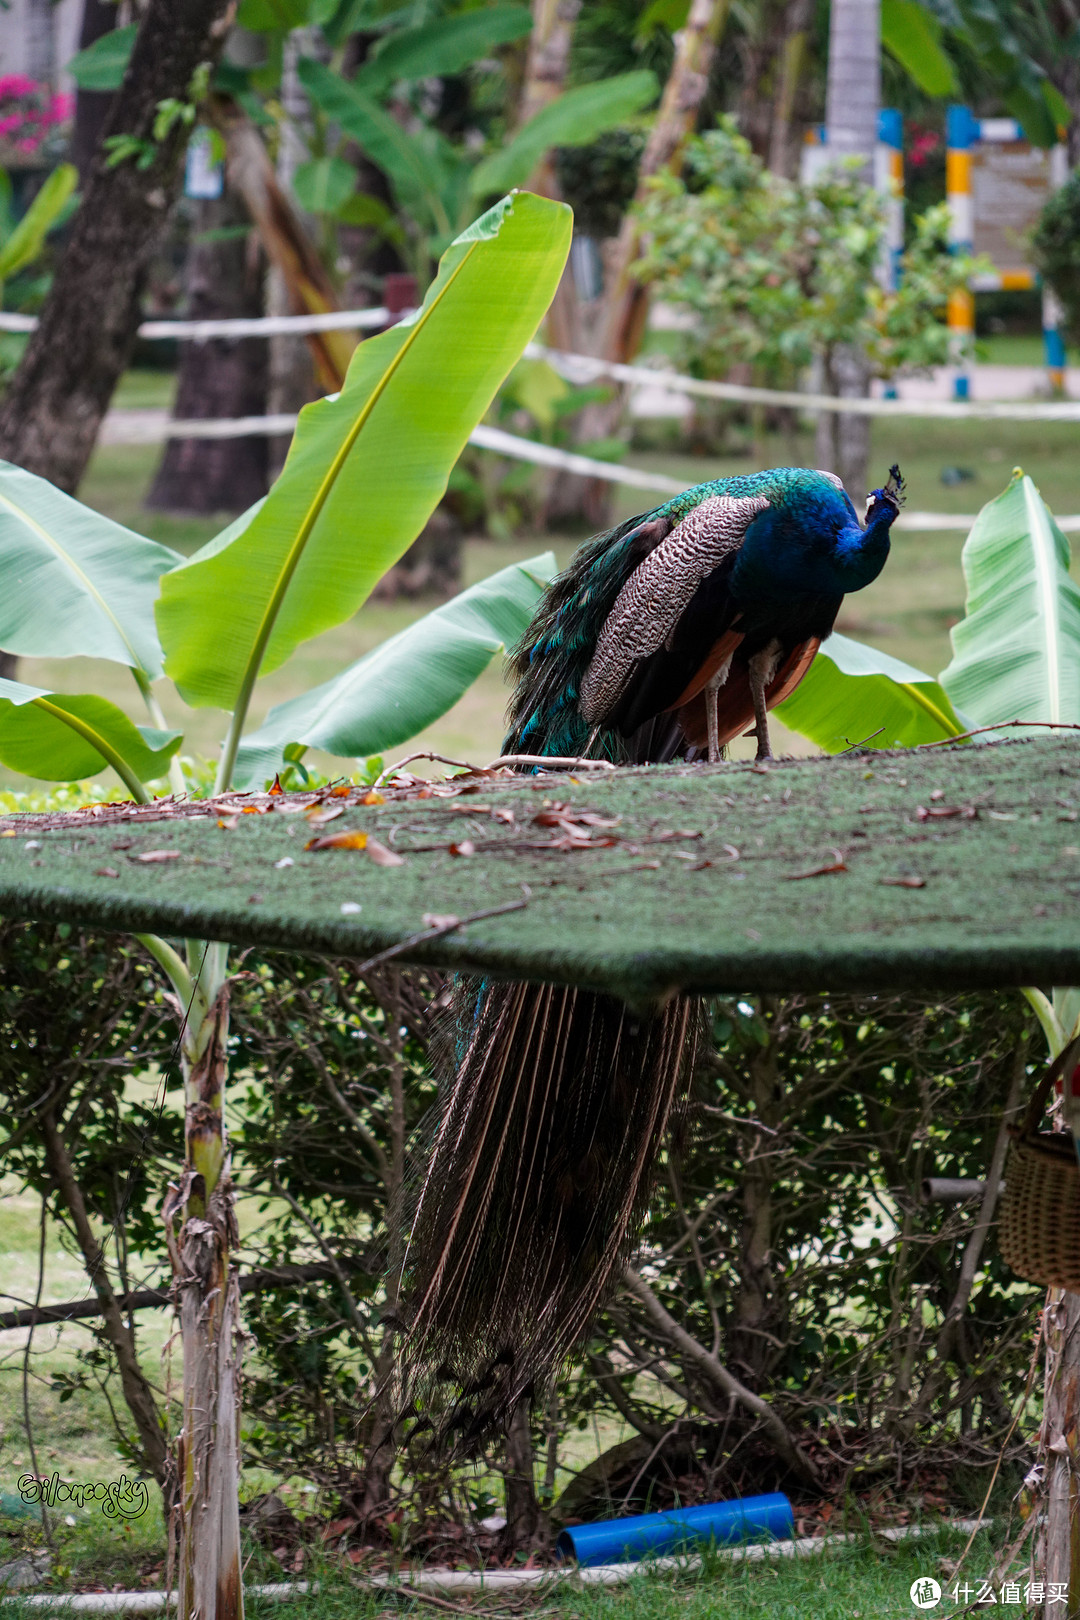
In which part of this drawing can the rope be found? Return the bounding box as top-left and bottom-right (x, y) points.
(97, 408), (1080, 532)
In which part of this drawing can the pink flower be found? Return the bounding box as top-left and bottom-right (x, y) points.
(47, 92), (73, 123)
(0, 115), (21, 136)
(0, 74), (40, 99)
(17, 136), (40, 152)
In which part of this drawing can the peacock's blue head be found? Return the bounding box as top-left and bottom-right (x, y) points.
(831, 462), (903, 591)
(864, 464), (905, 529)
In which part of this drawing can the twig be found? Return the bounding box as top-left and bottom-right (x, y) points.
(374, 751), (493, 786)
(23, 1195), (55, 1549)
(915, 719), (1080, 749)
(485, 754), (616, 771)
(351, 898), (529, 976)
(622, 1264), (821, 1486)
(947, 1309), (1046, 1588)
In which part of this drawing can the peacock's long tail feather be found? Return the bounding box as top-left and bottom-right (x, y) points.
(405, 978), (703, 1435)
(402, 509), (710, 1436)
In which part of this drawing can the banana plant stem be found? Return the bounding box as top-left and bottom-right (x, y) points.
(132, 669), (187, 799)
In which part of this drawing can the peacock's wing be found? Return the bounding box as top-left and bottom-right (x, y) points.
(580, 492), (770, 737)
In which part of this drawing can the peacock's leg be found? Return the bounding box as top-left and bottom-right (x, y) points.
(704, 652), (735, 765)
(747, 641), (783, 762)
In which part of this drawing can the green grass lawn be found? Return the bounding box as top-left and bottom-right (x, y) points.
(0, 1516), (1024, 1616)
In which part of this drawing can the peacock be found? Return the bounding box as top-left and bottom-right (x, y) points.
(404, 463), (904, 1436)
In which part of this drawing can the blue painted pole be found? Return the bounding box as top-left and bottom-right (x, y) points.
(555, 1492), (794, 1568)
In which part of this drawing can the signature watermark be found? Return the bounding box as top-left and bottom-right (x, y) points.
(911, 1575), (1069, 1607)
(18, 1473), (149, 1519)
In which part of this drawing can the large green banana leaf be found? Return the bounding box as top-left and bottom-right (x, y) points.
(940, 471), (1080, 731)
(0, 677), (180, 787)
(0, 460), (178, 679)
(156, 192), (571, 716)
(776, 633), (968, 752)
(356, 7), (532, 97)
(233, 554), (555, 788)
(470, 72), (659, 199)
(880, 0), (956, 95)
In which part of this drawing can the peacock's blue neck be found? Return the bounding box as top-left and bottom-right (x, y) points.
(731, 490), (894, 607)
(832, 506), (893, 591)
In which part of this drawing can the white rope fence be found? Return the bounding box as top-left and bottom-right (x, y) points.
(0, 307), (392, 339)
(1, 297), (1058, 530)
(1, 301), (1076, 417)
(99, 408), (1080, 532)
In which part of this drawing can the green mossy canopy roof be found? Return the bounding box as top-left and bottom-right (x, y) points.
(2, 734), (1078, 1005)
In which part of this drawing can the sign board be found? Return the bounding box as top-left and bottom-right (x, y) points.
(970, 138), (1057, 274)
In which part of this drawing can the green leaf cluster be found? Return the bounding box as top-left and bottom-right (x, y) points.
(634, 121), (981, 390)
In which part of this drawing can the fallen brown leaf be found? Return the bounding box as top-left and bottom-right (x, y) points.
(130, 849), (181, 863)
(367, 838), (404, 867)
(305, 829), (368, 852)
(881, 875), (926, 888)
(423, 912), (460, 930)
(784, 854), (848, 880)
(448, 840), (475, 857)
(269, 775), (284, 796)
(95, 866), (119, 879)
(916, 804), (977, 821)
(217, 815), (239, 830)
(306, 803), (344, 826)
(362, 790), (385, 805)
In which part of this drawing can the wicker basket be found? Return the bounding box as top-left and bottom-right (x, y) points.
(999, 1041), (1080, 1291)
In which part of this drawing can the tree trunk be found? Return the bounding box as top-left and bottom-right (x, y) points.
(71, 0), (118, 185)
(0, 0), (235, 493)
(358, 973), (406, 1522)
(503, 1402), (544, 1549)
(163, 970), (244, 1620)
(145, 189), (269, 516)
(38, 1108), (172, 1501)
(767, 0), (815, 177)
(819, 0), (880, 502)
(596, 0), (728, 369)
(816, 345), (873, 504)
(730, 1037), (783, 1388)
(550, 0), (729, 526)
(1041, 1290), (1080, 1613)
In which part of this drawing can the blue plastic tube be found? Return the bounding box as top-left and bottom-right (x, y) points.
(555, 1492), (794, 1568)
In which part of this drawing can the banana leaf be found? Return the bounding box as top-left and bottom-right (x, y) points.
(0, 164), (78, 283)
(0, 677), (180, 787)
(0, 460), (178, 679)
(881, 0), (956, 95)
(233, 554), (555, 787)
(940, 471), (1080, 731)
(156, 191), (571, 717)
(298, 59), (450, 232)
(356, 6), (532, 96)
(470, 72), (659, 199)
(775, 632), (968, 752)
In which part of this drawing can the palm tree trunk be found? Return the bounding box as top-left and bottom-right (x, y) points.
(820, 0), (880, 503)
(548, 0), (729, 525)
(0, 0), (235, 493)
